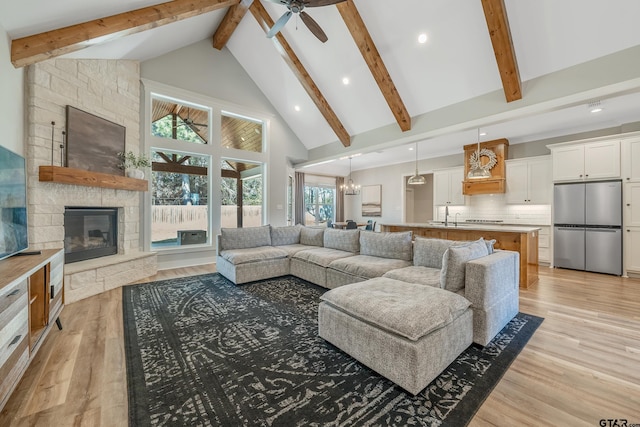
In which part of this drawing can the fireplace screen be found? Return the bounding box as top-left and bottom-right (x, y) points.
(64, 207), (118, 263)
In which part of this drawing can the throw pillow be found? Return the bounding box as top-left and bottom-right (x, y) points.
(485, 238), (497, 254)
(300, 226), (325, 246)
(440, 238), (489, 292)
(413, 237), (457, 269)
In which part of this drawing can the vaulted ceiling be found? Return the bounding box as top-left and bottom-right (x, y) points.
(3, 0), (640, 175)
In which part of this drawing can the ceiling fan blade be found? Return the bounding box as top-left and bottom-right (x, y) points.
(267, 11), (293, 38)
(300, 11), (328, 43)
(263, 0), (289, 4)
(305, 0), (346, 7)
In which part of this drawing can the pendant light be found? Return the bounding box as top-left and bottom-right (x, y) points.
(408, 142), (426, 185)
(467, 128), (491, 179)
(341, 157), (360, 195)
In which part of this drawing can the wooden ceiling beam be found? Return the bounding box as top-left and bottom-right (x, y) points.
(212, 0), (254, 50)
(249, 1), (351, 147)
(480, 0), (522, 102)
(11, 0), (240, 68)
(336, 0), (411, 132)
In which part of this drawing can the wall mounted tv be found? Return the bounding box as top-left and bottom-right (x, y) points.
(0, 145), (28, 260)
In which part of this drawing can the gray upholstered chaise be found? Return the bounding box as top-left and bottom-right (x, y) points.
(318, 277), (473, 395)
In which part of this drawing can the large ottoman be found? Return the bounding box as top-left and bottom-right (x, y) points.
(318, 277), (473, 395)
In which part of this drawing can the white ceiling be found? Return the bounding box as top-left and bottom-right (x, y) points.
(2, 0), (640, 176)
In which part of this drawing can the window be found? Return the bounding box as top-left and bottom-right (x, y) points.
(151, 98), (209, 144)
(150, 150), (209, 248)
(221, 112), (263, 153)
(287, 175), (293, 226)
(304, 182), (335, 226)
(145, 85), (270, 254)
(221, 159), (263, 228)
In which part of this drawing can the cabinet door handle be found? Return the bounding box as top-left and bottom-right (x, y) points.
(9, 335), (22, 346)
(628, 204), (631, 206)
(6, 289), (19, 298)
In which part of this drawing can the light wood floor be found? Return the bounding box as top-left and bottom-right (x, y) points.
(1, 265), (639, 426)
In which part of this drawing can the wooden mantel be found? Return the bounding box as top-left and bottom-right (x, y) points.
(39, 166), (148, 191)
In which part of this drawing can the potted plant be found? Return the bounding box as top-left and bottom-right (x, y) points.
(118, 150), (151, 179)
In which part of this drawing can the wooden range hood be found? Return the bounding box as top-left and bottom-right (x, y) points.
(462, 138), (509, 195)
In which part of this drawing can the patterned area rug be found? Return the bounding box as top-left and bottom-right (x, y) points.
(123, 274), (542, 426)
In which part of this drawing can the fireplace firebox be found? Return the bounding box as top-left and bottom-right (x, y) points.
(64, 207), (118, 263)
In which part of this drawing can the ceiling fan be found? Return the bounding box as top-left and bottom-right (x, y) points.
(264, 0), (346, 43)
(174, 107), (207, 131)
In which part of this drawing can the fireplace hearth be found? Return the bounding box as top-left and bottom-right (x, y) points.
(64, 207), (118, 263)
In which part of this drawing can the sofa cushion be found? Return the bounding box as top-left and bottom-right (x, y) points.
(320, 277), (471, 341)
(219, 246), (288, 265)
(413, 237), (458, 269)
(220, 225), (271, 250)
(300, 227), (325, 246)
(276, 244), (312, 257)
(382, 266), (442, 287)
(271, 225), (301, 246)
(360, 231), (413, 261)
(292, 247), (355, 267)
(324, 228), (360, 253)
(328, 255), (412, 279)
(440, 238), (489, 292)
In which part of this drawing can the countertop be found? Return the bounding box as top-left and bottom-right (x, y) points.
(382, 222), (541, 233)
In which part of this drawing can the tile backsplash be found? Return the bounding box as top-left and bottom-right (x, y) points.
(435, 193), (551, 225)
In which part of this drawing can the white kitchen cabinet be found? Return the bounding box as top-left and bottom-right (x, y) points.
(538, 226), (550, 264)
(625, 228), (640, 274)
(505, 156), (551, 204)
(433, 167), (464, 206)
(623, 182), (640, 274)
(621, 137), (640, 182)
(625, 182), (640, 227)
(551, 140), (620, 182)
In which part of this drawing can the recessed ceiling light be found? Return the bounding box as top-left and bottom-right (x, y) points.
(418, 33), (428, 44)
(479, 132), (487, 136)
(294, 105), (301, 112)
(409, 147), (414, 151)
(342, 77), (350, 85)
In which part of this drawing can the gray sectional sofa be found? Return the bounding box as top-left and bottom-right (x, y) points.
(216, 224), (520, 394)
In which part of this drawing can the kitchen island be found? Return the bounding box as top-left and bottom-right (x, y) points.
(380, 222), (540, 288)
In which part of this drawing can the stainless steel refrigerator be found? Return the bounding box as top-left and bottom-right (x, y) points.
(553, 180), (622, 275)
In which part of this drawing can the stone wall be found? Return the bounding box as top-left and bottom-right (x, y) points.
(25, 59), (157, 303)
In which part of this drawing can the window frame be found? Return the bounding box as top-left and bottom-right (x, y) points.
(142, 79), (271, 255)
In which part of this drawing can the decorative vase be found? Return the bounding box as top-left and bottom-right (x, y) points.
(127, 169), (144, 179)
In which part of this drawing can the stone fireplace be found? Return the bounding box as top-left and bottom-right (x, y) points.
(64, 207), (118, 263)
(25, 58), (158, 303)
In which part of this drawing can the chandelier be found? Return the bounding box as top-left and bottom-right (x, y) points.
(341, 157), (360, 195)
